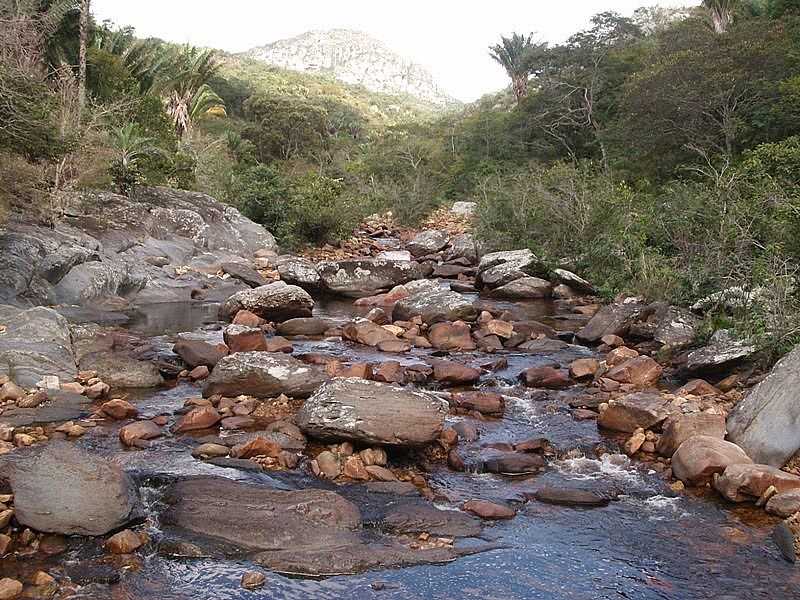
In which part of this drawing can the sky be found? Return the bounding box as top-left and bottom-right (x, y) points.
(93, 0), (695, 101)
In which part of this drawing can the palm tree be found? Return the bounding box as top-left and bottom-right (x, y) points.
(489, 33), (545, 103)
(703, 0), (737, 33)
(158, 45), (226, 139)
(108, 123), (162, 194)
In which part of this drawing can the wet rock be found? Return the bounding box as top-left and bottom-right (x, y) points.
(317, 259), (423, 298)
(429, 359), (481, 385)
(296, 378), (447, 446)
(727, 344), (800, 467)
(277, 317), (331, 337)
(576, 298), (647, 343)
(221, 262), (267, 288)
(119, 420), (162, 446)
(342, 319), (398, 347)
(230, 436), (281, 459)
(463, 500), (515, 520)
(223, 325), (267, 353)
(241, 571), (267, 590)
(393, 290), (478, 324)
(381, 502), (481, 537)
(427, 321), (477, 351)
(79, 352), (163, 389)
(192, 443), (230, 458)
(672, 436), (753, 486)
(520, 366), (570, 389)
(0, 306), (77, 388)
(598, 392), (670, 433)
(219, 281), (314, 322)
(173, 406), (222, 433)
(277, 256), (322, 291)
(605, 356), (663, 387)
(766, 490), (800, 518)
(106, 529), (146, 554)
(774, 513), (800, 563)
(4, 442), (141, 535)
(491, 277), (552, 299)
(173, 339), (227, 368)
(451, 391), (504, 416)
(713, 463), (800, 502)
(531, 486), (613, 507)
(203, 352), (326, 399)
(686, 330), (756, 372)
(480, 452), (545, 474)
(657, 413), (727, 457)
(0, 579), (22, 600)
(407, 230), (449, 257)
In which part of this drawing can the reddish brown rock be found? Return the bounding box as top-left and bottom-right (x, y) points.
(189, 365), (210, 381)
(223, 325), (268, 353)
(342, 456), (370, 480)
(598, 392), (670, 433)
(448, 450), (466, 471)
(119, 421), (162, 446)
(265, 336), (293, 353)
(241, 571), (267, 590)
(0, 578), (22, 600)
(339, 363), (373, 380)
(231, 437), (281, 459)
(365, 465), (397, 481)
(520, 366), (570, 389)
(173, 406), (222, 433)
(377, 339), (413, 353)
(463, 499), (515, 520)
(428, 321), (477, 351)
(373, 361), (406, 384)
(569, 358), (599, 380)
(486, 320), (514, 339)
(233, 310), (266, 328)
(601, 334), (625, 348)
(714, 463), (800, 502)
(657, 413), (727, 457)
(766, 489), (800, 518)
(451, 391), (505, 416)
(606, 356), (662, 387)
(343, 320), (397, 347)
(606, 346), (639, 367)
(430, 360), (481, 385)
(100, 399), (138, 420)
(173, 340), (227, 369)
(672, 436), (753, 486)
(677, 379), (719, 397)
(106, 529), (145, 554)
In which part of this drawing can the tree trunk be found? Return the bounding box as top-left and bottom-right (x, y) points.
(512, 75), (528, 104)
(78, 0), (90, 118)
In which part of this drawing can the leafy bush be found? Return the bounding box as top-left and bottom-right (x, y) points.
(230, 164), (289, 234)
(281, 173), (359, 247)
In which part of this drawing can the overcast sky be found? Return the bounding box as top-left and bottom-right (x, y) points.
(93, 0), (694, 101)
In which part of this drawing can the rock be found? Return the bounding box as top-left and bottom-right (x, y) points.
(625, 428), (647, 455)
(601, 334), (624, 348)
(774, 513), (800, 563)
(393, 290), (478, 324)
(653, 306), (699, 349)
(713, 463), (800, 502)
(376, 250), (412, 261)
(531, 486), (613, 507)
(520, 367), (570, 389)
(551, 269), (596, 295)
(477, 250), (544, 289)
(342, 319), (397, 347)
(79, 352), (163, 389)
(406, 230), (449, 257)
(480, 452), (545, 474)
(605, 356), (662, 387)
(342, 456), (370, 480)
(359, 447), (388, 466)
(445, 233), (479, 263)
(429, 360), (481, 385)
(277, 318), (331, 337)
(686, 330), (756, 371)
(232, 310), (266, 327)
(119, 421), (162, 446)
(451, 201), (477, 216)
(173, 339), (227, 368)
(491, 277), (552, 299)
(657, 413), (727, 457)
(365, 465), (396, 481)
(265, 336), (293, 353)
(219, 281), (314, 322)
(173, 407), (222, 433)
(672, 436), (753, 485)
(606, 346), (639, 367)
(677, 379), (719, 397)
(100, 399), (139, 421)
(277, 256), (322, 290)
(0, 306), (77, 388)
(192, 443), (230, 458)
(0, 382), (25, 402)
(598, 392), (670, 433)
(241, 571), (267, 590)
(451, 391), (504, 416)
(203, 352), (326, 399)
(569, 358), (599, 379)
(428, 321), (477, 351)
(576, 298), (647, 343)
(727, 344), (800, 467)
(106, 529), (145, 554)
(223, 325), (267, 353)
(766, 489), (800, 518)
(221, 262), (267, 288)
(462, 500), (515, 520)
(230, 437), (281, 459)
(0, 579), (22, 600)
(317, 259), (423, 298)
(85, 380), (110, 398)
(315, 451), (341, 479)
(189, 365), (210, 381)
(295, 378), (447, 446)
(4, 442), (141, 535)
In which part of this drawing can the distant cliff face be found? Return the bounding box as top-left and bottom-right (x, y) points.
(242, 29), (457, 107)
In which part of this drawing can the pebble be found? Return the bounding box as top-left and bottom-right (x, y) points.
(241, 571), (266, 590)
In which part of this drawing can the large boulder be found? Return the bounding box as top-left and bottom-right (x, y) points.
(727, 344), (800, 467)
(657, 412), (727, 457)
(653, 306), (699, 349)
(3, 442), (142, 536)
(295, 378), (448, 446)
(713, 463), (800, 502)
(173, 339), (227, 368)
(219, 281), (314, 322)
(393, 290), (478, 324)
(444, 233), (479, 264)
(79, 352), (163, 388)
(491, 277), (552, 300)
(598, 392), (670, 433)
(276, 256), (322, 291)
(686, 330), (756, 372)
(317, 259), (424, 298)
(406, 230), (449, 257)
(551, 269), (596, 295)
(672, 436), (753, 486)
(576, 297), (647, 343)
(0, 306), (77, 387)
(476, 250), (544, 289)
(203, 352), (326, 398)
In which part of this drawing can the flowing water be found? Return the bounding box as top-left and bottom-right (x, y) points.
(4, 296), (797, 600)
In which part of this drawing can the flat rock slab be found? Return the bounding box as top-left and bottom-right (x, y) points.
(0, 389), (91, 427)
(2, 442), (142, 536)
(203, 352), (327, 399)
(528, 486), (614, 507)
(79, 351), (163, 389)
(317, 259), (424, 298)
(295, 378), (448, 446)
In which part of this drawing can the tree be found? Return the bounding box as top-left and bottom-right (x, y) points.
(488, 33), (546, 103)
(108, 123), (162, 194)
(704, 0), (738, 33)
(77, 0), (88, 117)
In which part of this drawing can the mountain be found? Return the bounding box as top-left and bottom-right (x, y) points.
(241, 29), (458, 108)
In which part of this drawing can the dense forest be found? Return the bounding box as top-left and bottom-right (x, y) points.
(3, 0), (800, 359)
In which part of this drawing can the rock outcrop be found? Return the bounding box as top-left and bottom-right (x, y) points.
(317, 259), (423, 298)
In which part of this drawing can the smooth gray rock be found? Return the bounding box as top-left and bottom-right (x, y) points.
(476, 249), (544, 289)
(219, 281), (314, 322)
(79, 352), (163, 388)
(221, 262), (267, 288)
(296, 378), (448, 446)
(551, 268), (596, 295)
(686, 329), (756, 371)
(491, 276), (552, 299)
(653, 305), (699, 349)
(203, 352), (327, 398)
(276, 256), (322, 290)
(317, 259), (424, 298)
(444, 233), (479, 264)
(3, 442), (142, 536)
(392, 289), (478, 324)
(576, 298), (647, 343)
(406, 230), (449, 257)
(727, 344), (800, 466)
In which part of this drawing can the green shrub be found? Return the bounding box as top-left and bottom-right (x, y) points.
(281, 173), (359, 248)
(230, 164), (289, 234)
